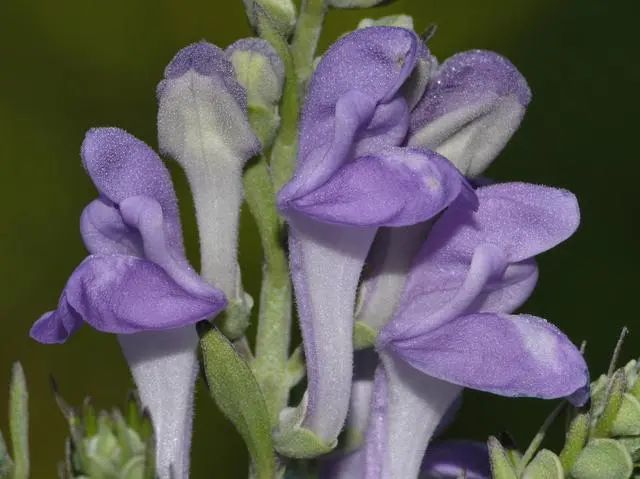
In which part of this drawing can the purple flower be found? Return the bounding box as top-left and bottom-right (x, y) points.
(31, 127), (226, 478)
(362, 182), (588, 478)
(276, 27), (474, 445)
(357, 49), (532, 334)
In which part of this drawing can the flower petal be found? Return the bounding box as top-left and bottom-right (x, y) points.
(420, 441), (491, 479)
(80, 198), (143, 256)
(279, 27), (420, 203)
(287, 147), (475, 227)
(383, 312), (589, 403)
(81, 127), (184, 253)
(30, 254), (226, 342)
(409, 50), (531, 176)
(426, 183), (580, 265)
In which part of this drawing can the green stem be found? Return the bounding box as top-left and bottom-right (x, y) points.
(257, 11), (300, 193)
(518, 401), (567, 475)
(291, 0), (327, 91)
(244, 155), (293, 424)
(8, 363), (28, 479)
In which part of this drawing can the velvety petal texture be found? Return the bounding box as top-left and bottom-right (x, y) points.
(385, 313), (588, 400)
(278, 27), (421, 207)
(158, 41), (259, 299)
(32, 255), (224, 341)
(277, 27), (474, 446)
(409, 50), (531, 176)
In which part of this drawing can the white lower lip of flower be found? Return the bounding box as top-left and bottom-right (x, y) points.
(118, 326), (199, 479)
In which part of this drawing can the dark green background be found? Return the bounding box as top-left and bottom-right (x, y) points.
(0, 0), (637, 476)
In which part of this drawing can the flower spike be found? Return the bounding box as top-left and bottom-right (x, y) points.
(277, 27), (473, 448)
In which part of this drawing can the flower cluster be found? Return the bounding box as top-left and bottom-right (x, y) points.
(30, 3), (590, 478)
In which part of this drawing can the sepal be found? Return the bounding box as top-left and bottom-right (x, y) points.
(522, 450), (564, 479)
(273, 398), (336, 458)
(570, 439), (633, 479)
(243, 0), (296, 35)
(227, 38), (285, 148)
(488, 436), (518, 479)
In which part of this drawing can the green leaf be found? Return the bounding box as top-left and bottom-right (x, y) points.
(198, 323), (276, 479)
(487, 437), (518, 479)
(592, 370), (626, 438)
(0, 430), (13, 478)
(611, 393), (640, 436)
(571, 439), (633, 479)
(353, 321), (377, 350)
(9, 363), (29, 479)
(559, 412), (590, 473)
(522, 449), (564, 478)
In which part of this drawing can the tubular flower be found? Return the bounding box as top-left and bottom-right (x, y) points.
(31, 127), (226, 479)
(158, 41), (260, 314)
(357, 49), (532, 335)
(361, 182), (589, 479)
(277, 26), (475, 445)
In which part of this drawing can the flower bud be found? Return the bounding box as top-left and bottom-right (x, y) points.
(243, 0), (296, 35)
(227, 38), (284, 148)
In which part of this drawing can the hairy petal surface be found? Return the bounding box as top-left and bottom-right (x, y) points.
(30, 254), (225, 342)
(364, 355), (462, 479)
(289, 147), (474, 227)
(158, 41), (259, 297)
(409, 50), (531, 176)
(81, 127), (185, 253)
(278, 27), (420, 204)
(383, 313), (588, 404)
(119, 328), (199, 479)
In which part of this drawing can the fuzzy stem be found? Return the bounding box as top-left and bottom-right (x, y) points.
(257, 12), (300, 193)
(291, 0), (327, 91)
(244, 155), (293, 424)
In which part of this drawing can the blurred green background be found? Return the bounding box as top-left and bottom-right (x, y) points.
(0, 0), (637, 476)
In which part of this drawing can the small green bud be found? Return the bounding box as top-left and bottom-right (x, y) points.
(353, 321), (377, 350)
(571, 439), (633, 479)
(488, 436), (518, 479)
(358, 14), (414, 30)
(228, 38), (285, 149)
(522, 449), (564, 479)
(59, 395), (155, 479)
(244, 0), (296, 35)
